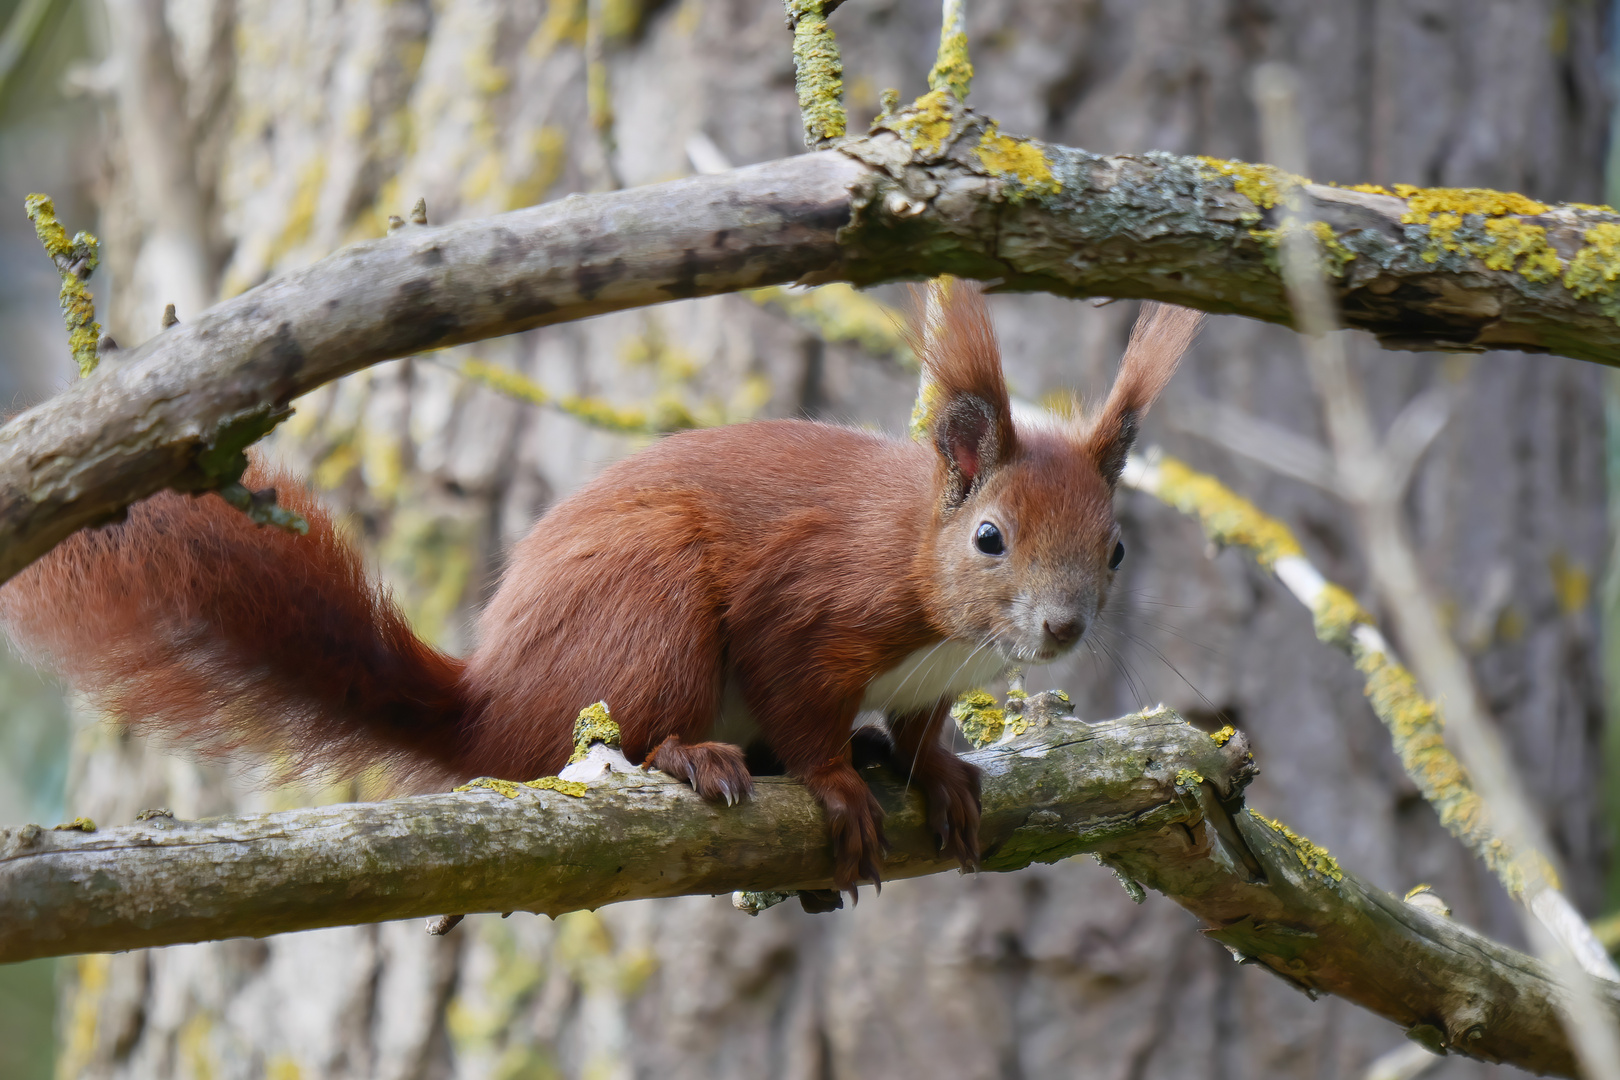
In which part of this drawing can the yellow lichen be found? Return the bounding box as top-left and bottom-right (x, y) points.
(1479, 218), (1561, 282)
(25, 193), (101, 377)
(974, 122), (1060, 200)
(1310, 582), (1371, 648)
(908, 376), (943, 442)
(569, 700), (621, 764)
(951, 689), (1009, 748)
(1197, 157), (1305, 215)
(1345, 182), (1393, 195)
(52, 816), (95, 832)
(505, 126), (567, 210)
(456, 777), (523, 798)
(1248, 219), (1356, 277)
(1154, 456), (1304, 568)
(457, 357), (697, 435)
(1394, 184), (1548, 218)
(750, 284), (913, 367)
(1248, 809), (1344, 882)
(927, 31), (973, 101)
(1352, 641), (1554, 896)
(1210, 724), (1236, 746)
(455, 775), (588, 798)
(786, 1), (846, 144)
(1174, 768), (1204, 788)
(1393, 184), (1563, 282)
(264, 157), (326, 269)
(58, 954), (111, 1080)
(1561, 221), (1620, 314)
(1549, 551), (1591, 616)
(524, 776), (589, 797)
(889, 88), (955, 157)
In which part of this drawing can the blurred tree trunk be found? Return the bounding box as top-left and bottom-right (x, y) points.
(55, 1), (1610, 1078)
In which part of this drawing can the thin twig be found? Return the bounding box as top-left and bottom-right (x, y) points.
(1253, 59), (1620, 1079)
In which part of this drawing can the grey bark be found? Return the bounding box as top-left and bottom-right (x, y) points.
(12, 137), (1620, 590)
(35, 2), (1612, 1080)
(11, 711), (1619, 1078)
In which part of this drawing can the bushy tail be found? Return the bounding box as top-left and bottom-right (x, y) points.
(0, 458), (470, 790)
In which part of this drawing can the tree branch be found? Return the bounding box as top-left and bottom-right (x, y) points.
(8, 100), (1620, 583)
(4, 705), (1614, 1077)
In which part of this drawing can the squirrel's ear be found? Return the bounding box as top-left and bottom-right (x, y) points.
(1085, 302), (1202, 485)
(907, 279), (1016, 506)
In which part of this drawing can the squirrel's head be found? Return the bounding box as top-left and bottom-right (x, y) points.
(911, 279), (1202, 664)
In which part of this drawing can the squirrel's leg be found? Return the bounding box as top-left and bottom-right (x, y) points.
(889, 700), (982, 871)
(751, 693), (885, 896)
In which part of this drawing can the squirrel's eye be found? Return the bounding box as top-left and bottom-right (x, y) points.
(1109, 540), (1125, 570)
(974, 521), (1006, 556)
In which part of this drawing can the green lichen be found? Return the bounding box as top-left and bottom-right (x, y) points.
(785, 1), (846, 145)
(569, 700), (621, 764)
(1561, 221), (1620, 321)
(1248, 809), (1344, 882)
(1310, 582), (1371, 648)
(217, 482), (310, 535)
(25, 194), (102, 377)
(951, 688), (1019, 749)
(1197, 157), (1305, 219)
(1210, 724), (1236, 746)
(1154, 456), (1304, 568)
(973, 122), (1060, 200)
(52, 817), (95, 832)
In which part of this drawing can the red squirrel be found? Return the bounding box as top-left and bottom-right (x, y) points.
(0, 280), (1199, 894)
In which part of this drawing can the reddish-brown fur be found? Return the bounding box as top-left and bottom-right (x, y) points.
(0, 282), (1199, 896)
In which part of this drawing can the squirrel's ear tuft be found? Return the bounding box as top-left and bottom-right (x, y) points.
(907, 278), (1016, 506)
(1086, 302), (1202, 485)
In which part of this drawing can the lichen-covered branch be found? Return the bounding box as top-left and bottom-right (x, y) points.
(783, 0), (845, 146)
(3, 705), (1614, 1077)
(24, 193), (101, 376)
(9, 103), (1620, 586)
(1126, 452), (1532, 899)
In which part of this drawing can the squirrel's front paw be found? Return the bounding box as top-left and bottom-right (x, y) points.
(645, 736), (754, 806)
(919, 754), (982, 871)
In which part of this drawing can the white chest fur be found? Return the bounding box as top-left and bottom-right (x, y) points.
(711, 640), (1010, 747)
(859, 640), (1010, 716)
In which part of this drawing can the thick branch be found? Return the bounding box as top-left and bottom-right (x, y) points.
(4, 707), (1616, 1077)
(8, 108), (1620, 583)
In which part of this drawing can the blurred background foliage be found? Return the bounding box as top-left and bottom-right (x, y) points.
(1, 1), (1618, 1078)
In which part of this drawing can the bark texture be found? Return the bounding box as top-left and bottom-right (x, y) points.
(12, 712), (1620, 1078)
(41, 2), (1612, 1079)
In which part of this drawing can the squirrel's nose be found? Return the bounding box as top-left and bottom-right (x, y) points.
(1043, 617), (1085, 648)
